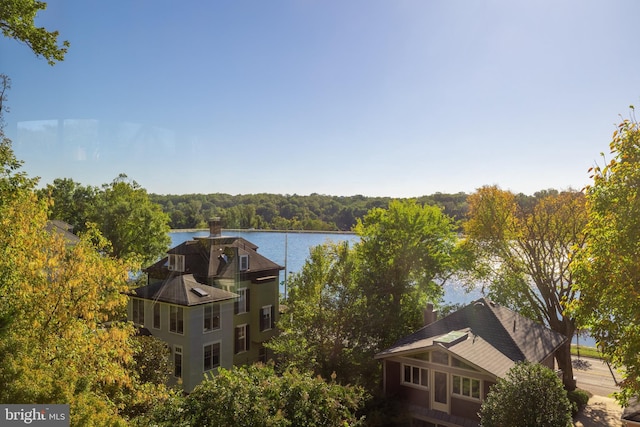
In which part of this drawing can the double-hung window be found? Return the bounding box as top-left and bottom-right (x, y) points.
(169, 305), (184, 334)
(174, 345), (182, 378)
(168, 254), (185, 272)
(235, 288), (249, 314)
(203, 342), (220, 371)
(235, 324), (249, 354)
(204, 304), (220, 332)
(152, 303), (161, 329)
(132, 299), (144, 325)
(260, 305), (274, 331)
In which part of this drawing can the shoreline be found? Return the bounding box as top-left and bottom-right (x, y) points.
(170, 228), (356, 235)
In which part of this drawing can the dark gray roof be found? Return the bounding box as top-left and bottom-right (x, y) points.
(145, 235), (283, 279)
(375, 298), (568, 378)
(131, 274), (238, 306)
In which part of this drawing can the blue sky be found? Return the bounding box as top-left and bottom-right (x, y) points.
(2, 0), (640, 197)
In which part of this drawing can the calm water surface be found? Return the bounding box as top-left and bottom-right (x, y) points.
(170, 230), (480, 306)
(170, 230), (593, 346)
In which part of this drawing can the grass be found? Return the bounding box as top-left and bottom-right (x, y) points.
(571, 344), (603, 360)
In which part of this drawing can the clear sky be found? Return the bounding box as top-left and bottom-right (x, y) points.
(2, 0), (640, 197)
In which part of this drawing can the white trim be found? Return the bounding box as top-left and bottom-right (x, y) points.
(452, 374), (482, 401)
(239, 254), (249, 271)
(173, 345), (183, 379)
(169, 304), (184, 335)
(236, 323), (248, 354)
(203, 303), (221, 333)
(401, 363), (429, 390)
(237, 288), (248, 314)
(152, 302), (161, 330)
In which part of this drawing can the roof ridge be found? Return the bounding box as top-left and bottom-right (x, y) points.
(479, 299), (527, 362)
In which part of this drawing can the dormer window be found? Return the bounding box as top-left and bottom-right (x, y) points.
(168, 254), (185, 272)
(239, 254), (249, 271)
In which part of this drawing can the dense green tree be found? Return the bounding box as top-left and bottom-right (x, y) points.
(0, 0), (69, 65)
(40, 178), (97, 233)
(462, 186), (587, 390)
(130, 335), (172, 386)
(92, 174), (171, 266)
(479, 362), (572, 427)
(144, 364), (367, 427)
(353, 199), (459, 351)
(268, 241), (363, 384)
(572, 111), (640, 405)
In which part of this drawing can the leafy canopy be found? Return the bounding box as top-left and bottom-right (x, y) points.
(0, 0), (69, 65)
(572, 110), (640, 405)
(270, 200), (459, 392)
(462, 186), (587, 390)
(144, 363), (367, 427)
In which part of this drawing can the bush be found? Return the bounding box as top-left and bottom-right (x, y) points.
(567, 389), (590, 416)
(145, 363), (368, 426)
(479, 362), (573, 427)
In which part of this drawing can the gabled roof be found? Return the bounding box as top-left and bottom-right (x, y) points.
(375, 298), (567, 378)
(130, 273), (238, 306)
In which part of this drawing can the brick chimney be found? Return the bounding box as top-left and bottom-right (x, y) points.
(423, 303), (438, 326)
(208, 217), (222, 237)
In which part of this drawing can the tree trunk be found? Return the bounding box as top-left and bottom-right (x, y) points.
(555, 338), (576, 391)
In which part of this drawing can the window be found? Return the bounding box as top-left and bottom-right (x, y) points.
(204, 304), (220, 332)
(235, 324), (249, 354)
(169, 305), (184, 334)
(235, 288), (250, 314)
(239, 254), (249, 271)
(452, 375), (481, 399)
(132, 298), (144, 325)
(203, 342), (220, 371)
(260, 305), (274, 331)
(174, 346), (182, 378)
(431, 350), (449, 365)
(452, 357), (478, 371)
(402, 364), (429, 388)
(168, 254), (185, 272)
(152, 303), (160, 329)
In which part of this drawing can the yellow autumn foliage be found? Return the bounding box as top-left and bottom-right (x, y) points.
(0, 184), (170, 425)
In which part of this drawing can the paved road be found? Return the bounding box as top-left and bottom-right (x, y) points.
(571, 357), (623, 426)
(571, 356), (620, 397)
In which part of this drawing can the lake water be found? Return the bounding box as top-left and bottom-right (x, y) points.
(170, 230), (481, 306)
(170, 230), (594, 347)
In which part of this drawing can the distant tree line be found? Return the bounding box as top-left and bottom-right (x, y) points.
(149, 192), (472, 231)
(150, 190), (567, 232)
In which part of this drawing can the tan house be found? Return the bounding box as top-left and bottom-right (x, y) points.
(128, 218), (283, 392)
(375, 298), (567, 427)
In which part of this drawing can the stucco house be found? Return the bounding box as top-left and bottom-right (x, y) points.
(375, 298), (567, 427)
(128, 218), (283, 392)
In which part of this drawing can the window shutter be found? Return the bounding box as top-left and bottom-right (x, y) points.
(246, 324), (250, 351)
(234, 298), (239, 315)
(246, 288), (251, 312)
(234, 327), (240, 353)
(259, 308), (265, 331)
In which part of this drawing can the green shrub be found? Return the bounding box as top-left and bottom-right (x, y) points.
(479, 362), (573, 427)
(567, 389), (590, 416)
